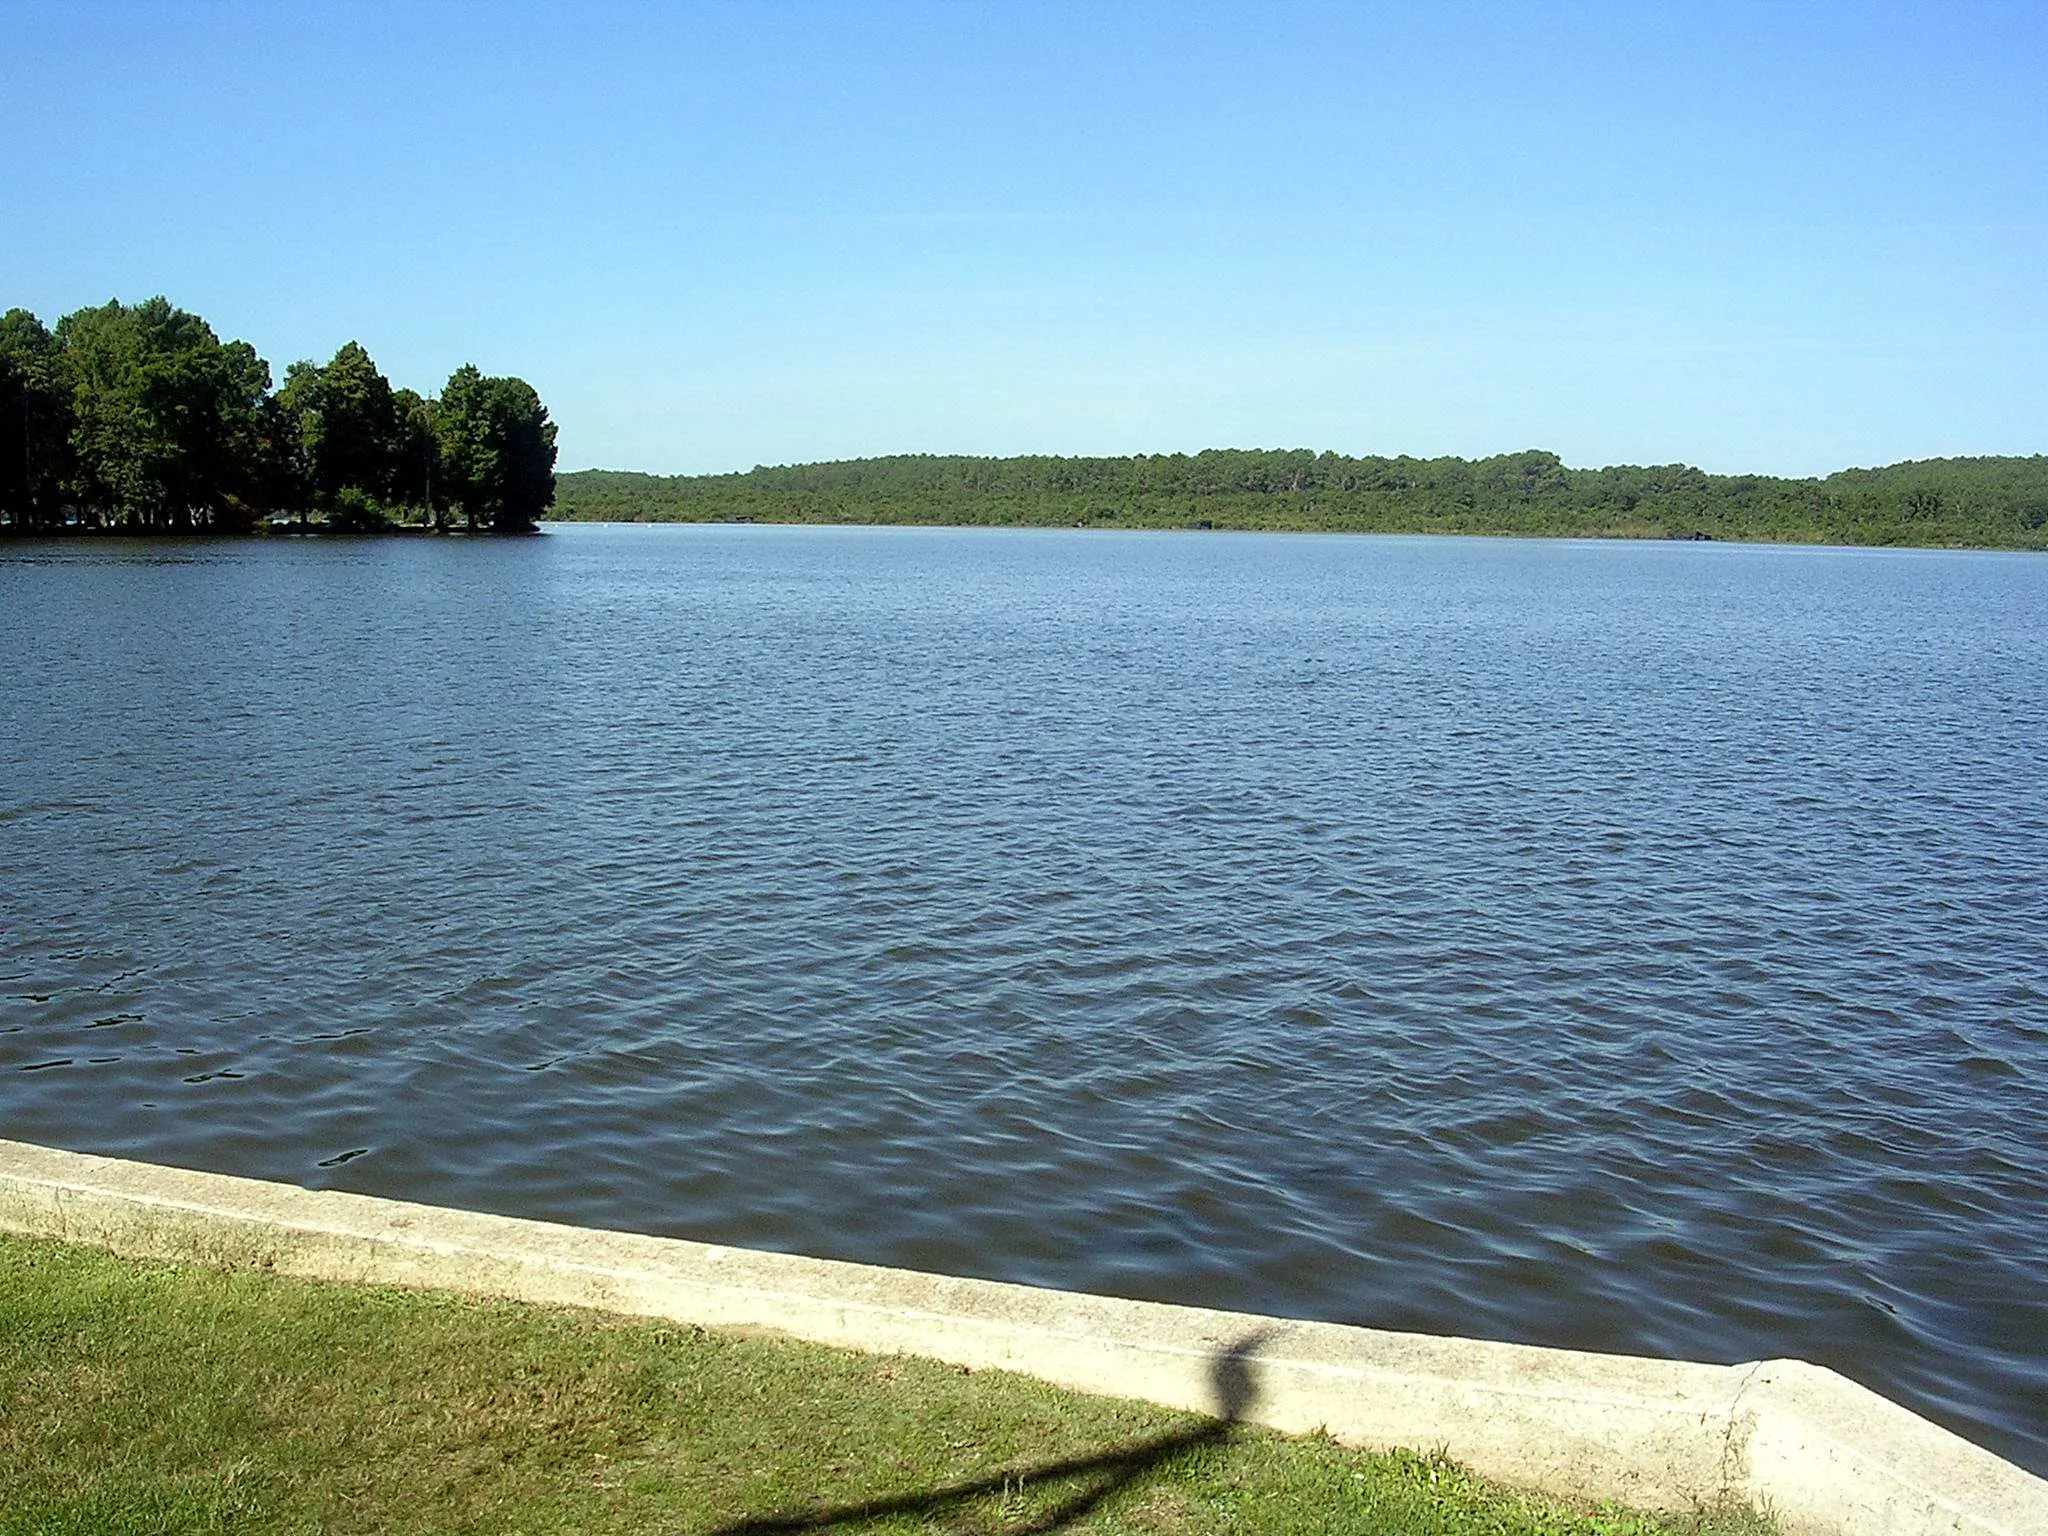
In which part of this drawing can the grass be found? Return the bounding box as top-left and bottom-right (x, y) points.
(0, 1233), (1773, 1536)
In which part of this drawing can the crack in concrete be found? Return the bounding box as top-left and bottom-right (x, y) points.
(1719, 1358), (1766, 1499)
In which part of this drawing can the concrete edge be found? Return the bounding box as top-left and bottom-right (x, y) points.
(0, 1139), (2041, 1536)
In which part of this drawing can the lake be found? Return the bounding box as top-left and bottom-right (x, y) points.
(2, 523), (2044, 1473)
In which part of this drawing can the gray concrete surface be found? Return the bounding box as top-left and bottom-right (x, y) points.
(0, 1137), (2040, 1534)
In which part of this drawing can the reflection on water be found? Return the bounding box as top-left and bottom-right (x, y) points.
(2, 524), (2045, 1473)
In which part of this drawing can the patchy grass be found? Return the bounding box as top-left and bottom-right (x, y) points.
(0, 1234), (1772, 1536)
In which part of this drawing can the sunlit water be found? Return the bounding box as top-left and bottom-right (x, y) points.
(3, 523), (2044, 1472)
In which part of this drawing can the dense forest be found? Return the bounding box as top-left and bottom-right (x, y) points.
(554, 449), (2048, 550)
(0, 298), (556, 535)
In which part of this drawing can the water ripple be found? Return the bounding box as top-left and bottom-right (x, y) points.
(2, 526), (2045, 1474)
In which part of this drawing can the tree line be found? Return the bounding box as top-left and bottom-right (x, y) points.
(554, 448), (2048, 550)
(0, 298), (556, 536)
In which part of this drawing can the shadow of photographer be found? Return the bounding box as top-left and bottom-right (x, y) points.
(704, 1329), (1274, 1535)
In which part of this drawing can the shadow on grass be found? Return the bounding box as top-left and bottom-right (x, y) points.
(705, 1331), (1273, 1536)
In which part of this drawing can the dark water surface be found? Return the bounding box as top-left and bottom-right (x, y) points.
(3, 524), (2044, 1471)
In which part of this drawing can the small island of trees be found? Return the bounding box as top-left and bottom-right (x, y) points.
(0, 297), (556, 537)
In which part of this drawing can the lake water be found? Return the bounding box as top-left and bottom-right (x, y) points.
(2, 523), (2044, 1473)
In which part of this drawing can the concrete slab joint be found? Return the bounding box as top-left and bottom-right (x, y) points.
(0, 1138), (2041, 1536)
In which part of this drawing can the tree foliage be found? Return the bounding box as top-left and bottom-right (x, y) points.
(435, 365), (558, 533)
(0, 296), (555, 537)
(276, 341), (406, 529)
(52, 298), (272, 532)
(0, 308), (74, 534)
(551, 448), (2048, 550)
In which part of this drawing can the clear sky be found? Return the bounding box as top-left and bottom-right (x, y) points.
(3, 0), (2043, 477)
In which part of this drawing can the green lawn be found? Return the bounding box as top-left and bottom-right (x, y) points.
(0, 1234), (1771, 1536)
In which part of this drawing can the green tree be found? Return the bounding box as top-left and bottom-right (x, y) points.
(435, 364), (556, 533)
(273, 359), (321, 530)
(317, 341), (401, 525)
(434, 364), (494, 533)
(275, 340), (404, 530)
(486, 375), (556, 532)
(249, 388), (309, 530)
(391, 387), (439, 526)
(55, 297), (271, 533)
(189, 337), (272, 534)
(0, 308), (75, 533)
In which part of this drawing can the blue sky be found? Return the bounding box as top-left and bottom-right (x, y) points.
(3, 1), (2043, 476)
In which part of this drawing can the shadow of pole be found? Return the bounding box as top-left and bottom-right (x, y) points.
(703, 1330), (1275, 1536)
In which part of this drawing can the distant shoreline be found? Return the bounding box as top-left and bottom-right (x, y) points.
(550, 449), (2048, 552)
(543, 516), (2048, 554)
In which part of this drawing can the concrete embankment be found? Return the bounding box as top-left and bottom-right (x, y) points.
(0, 1138), (2039, 1536)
